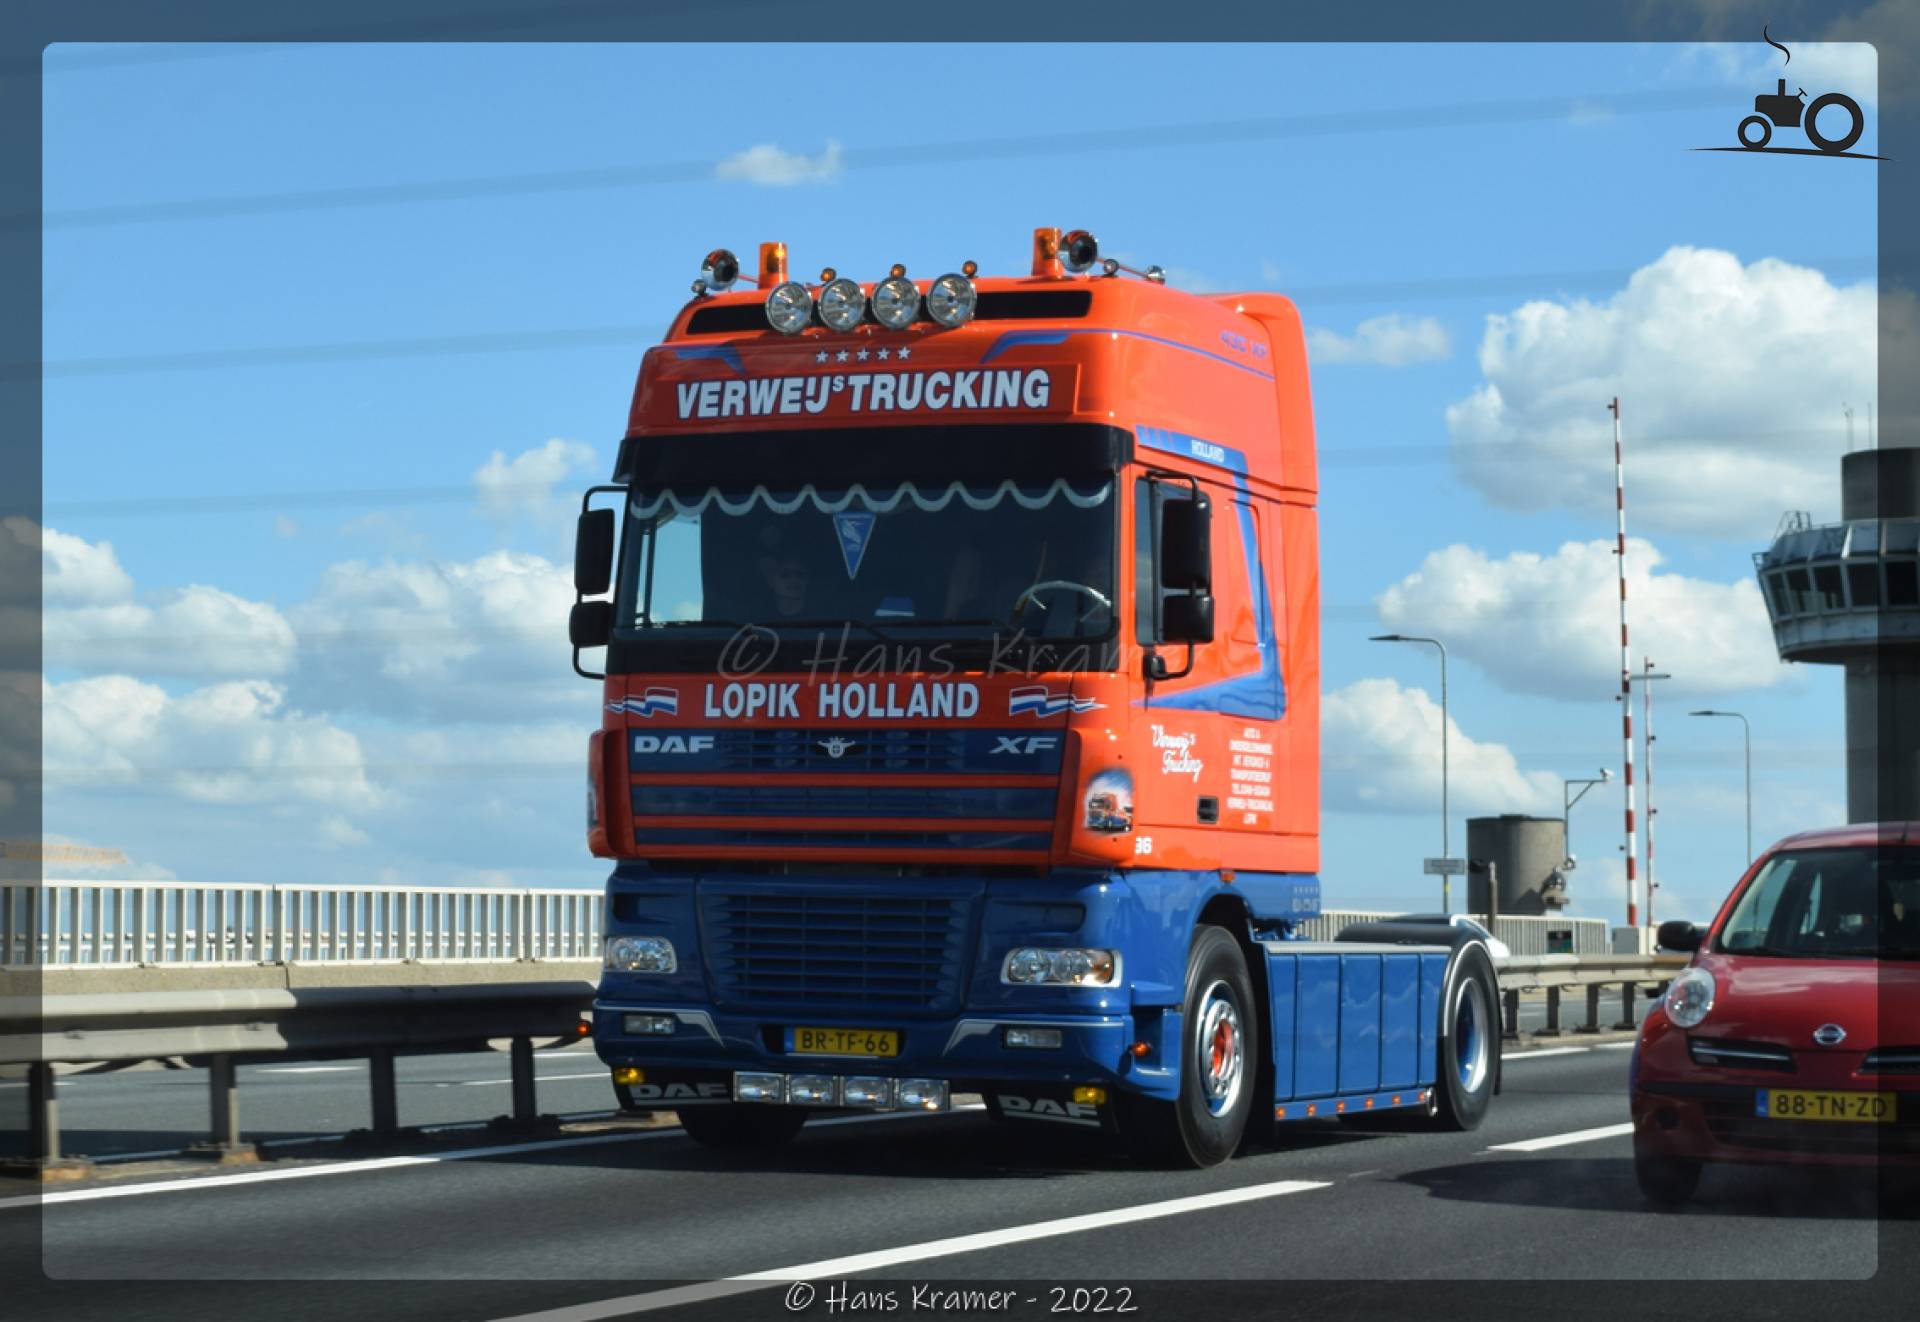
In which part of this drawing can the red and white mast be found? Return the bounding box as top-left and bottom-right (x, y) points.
(1611, 398), (1637, 929)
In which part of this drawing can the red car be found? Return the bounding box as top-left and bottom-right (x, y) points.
(1630, 822), (1920, 1205)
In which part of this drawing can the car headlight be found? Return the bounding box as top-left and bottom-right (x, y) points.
(1002, 947), (1118, 986)
(605, 935), (677, 974)
(1663, 966), (1715, 1028)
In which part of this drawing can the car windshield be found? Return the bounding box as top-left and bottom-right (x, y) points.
(1715, 845), (1920, 959)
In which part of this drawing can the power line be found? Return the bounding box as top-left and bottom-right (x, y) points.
(21, 86), (1739, 234)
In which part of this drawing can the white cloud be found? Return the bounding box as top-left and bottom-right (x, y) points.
(42, 675), (381, 811)
(288, 549), (577, 722)
(1376, 538), (1786, 700)
(1674, 39), (1879, 110)
(36, 526), (297, 677)
(318, 815), (370, 849)
(1308, 314), (1450, 367)
(1446, 246), (1875, 536)
(472, 439), (598, 532)
(1323, 678), (1562, 817)
(715, 140), (845, 186)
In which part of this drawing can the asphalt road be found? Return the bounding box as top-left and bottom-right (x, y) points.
(8, 1043), (1914, 1322)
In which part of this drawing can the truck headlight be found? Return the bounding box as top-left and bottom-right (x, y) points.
(605, 935), (677, 974)
(1663, 967), (1715, 1028)
(1003, 947), (1118, 986)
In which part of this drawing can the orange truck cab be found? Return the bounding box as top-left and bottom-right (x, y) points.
(570, 228), (1500, 1166)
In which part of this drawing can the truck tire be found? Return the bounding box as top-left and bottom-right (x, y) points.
(1424, 941), (1498, 1131)
(1122, 925), (1256, 1168)
(676, 1104), (809, 1150)
(1633, 1140), (1702, 1208)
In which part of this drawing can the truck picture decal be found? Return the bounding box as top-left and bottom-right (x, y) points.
(1008, 686), (1102, 717)
(607, 686), (679, 718)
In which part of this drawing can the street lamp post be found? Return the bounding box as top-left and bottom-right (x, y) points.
(1371, 633), (1450, 911)
(1563, 769), (1612, 867)
(1690, 709), (1753, 865)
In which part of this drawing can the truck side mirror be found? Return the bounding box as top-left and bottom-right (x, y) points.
(570, 600), (613, 649)
(575, 508), (616, 597)
(1161, 592), (1214, 644)
(1655, 920), (1703, 953)
(1159, 492), (1211, 591)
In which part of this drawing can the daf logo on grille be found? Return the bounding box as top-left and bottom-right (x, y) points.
(1812, 1023), (1848, 1046)
(817, 737), (860, 760)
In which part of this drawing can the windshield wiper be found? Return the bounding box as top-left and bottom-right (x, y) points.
(775, 618), (902, 646)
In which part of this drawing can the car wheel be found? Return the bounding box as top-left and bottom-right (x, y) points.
(676, 1104), (809, 1150)
(1634, 1144), (1702, 1208)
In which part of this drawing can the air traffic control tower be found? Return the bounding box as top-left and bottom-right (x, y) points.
(1755, 446), (1920, 822)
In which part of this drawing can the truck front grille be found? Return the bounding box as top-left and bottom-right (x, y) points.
(699, 883), (978, 1015)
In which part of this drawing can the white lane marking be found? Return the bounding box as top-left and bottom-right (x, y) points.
(1500, 1047), (1591, 1060)
(256, 1065), (365, 1075)
(0, 1104), (986, 1211)
(1598, 1041), (1637, 1050)
(1487, 1122), (1636, 1153)
(446, 1072), (612, 1088)
(486, 1177), (1332, 1322)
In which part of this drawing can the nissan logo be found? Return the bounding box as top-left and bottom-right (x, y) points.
(1812, 1023), (1847, 1046)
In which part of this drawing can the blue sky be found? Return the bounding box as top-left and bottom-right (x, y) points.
(36, 40), (1880, 923)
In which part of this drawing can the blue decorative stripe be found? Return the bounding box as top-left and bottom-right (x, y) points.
(632, 785), (1056, 820)
(981, 327), (1275, 380)
(1136, 425), (1250, 476)
(667, 343), (746, 373)
(635, 828), (1052, 851)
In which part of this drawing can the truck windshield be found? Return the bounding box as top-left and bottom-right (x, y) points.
(619, 476), (1115, 640)
(1715, 846), (1920, 959)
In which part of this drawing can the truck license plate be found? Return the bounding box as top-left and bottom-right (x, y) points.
(791, 1026), (901, 1058)
(1756, 1089), (1897, 1123)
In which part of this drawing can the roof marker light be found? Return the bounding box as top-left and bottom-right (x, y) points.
(961, 260), (978, 278)
(818, 277), (866, 332)
(926, 273), (977, 328)
(872, 274), (920, 329)
(1061, 229), (1099, 274)
(765, 281), (814, 334)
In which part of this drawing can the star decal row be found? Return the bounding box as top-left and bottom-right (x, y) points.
(814, 346), (912, 364)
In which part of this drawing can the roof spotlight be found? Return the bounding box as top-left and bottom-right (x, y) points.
(926, 273), (977, 328)
(818, 277), (867, 332)
(871, 275), (920, 329)
(1060, 229), (1099, 274)
(765, 280), (815, 334)
(695, 248), (740, 295)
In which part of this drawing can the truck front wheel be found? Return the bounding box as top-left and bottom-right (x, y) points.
(1122, 925), (1256, 1168)
(676, 1104), (809, 1150)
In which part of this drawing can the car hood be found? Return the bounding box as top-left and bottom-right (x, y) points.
(1695, 952), (1920, 1049)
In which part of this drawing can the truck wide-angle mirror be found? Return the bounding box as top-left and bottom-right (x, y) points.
(574, 507), (617, 597)
(570, 600), (613, 650)
(1161, 592), (1214, 644)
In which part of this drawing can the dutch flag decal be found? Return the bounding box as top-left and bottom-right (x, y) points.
(607, 686), (680, 718)
(1008, 685), (1103, 718)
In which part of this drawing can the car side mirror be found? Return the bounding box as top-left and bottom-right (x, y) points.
(570, 600), (613, 649)
(1656, 920), (1703, 953)
(575, 508), (616, 597)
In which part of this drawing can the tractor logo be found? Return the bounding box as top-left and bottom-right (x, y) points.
(1700, 27), (1880, 160)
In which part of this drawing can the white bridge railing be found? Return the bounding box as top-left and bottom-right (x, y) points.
(3, 881), (605, 968)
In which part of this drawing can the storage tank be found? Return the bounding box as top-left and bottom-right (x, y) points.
(1465, 815), (1570, 917)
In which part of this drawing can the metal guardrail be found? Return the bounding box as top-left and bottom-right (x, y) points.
(1297, 909), (1612, 956)
(2, 881), (605, 968)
